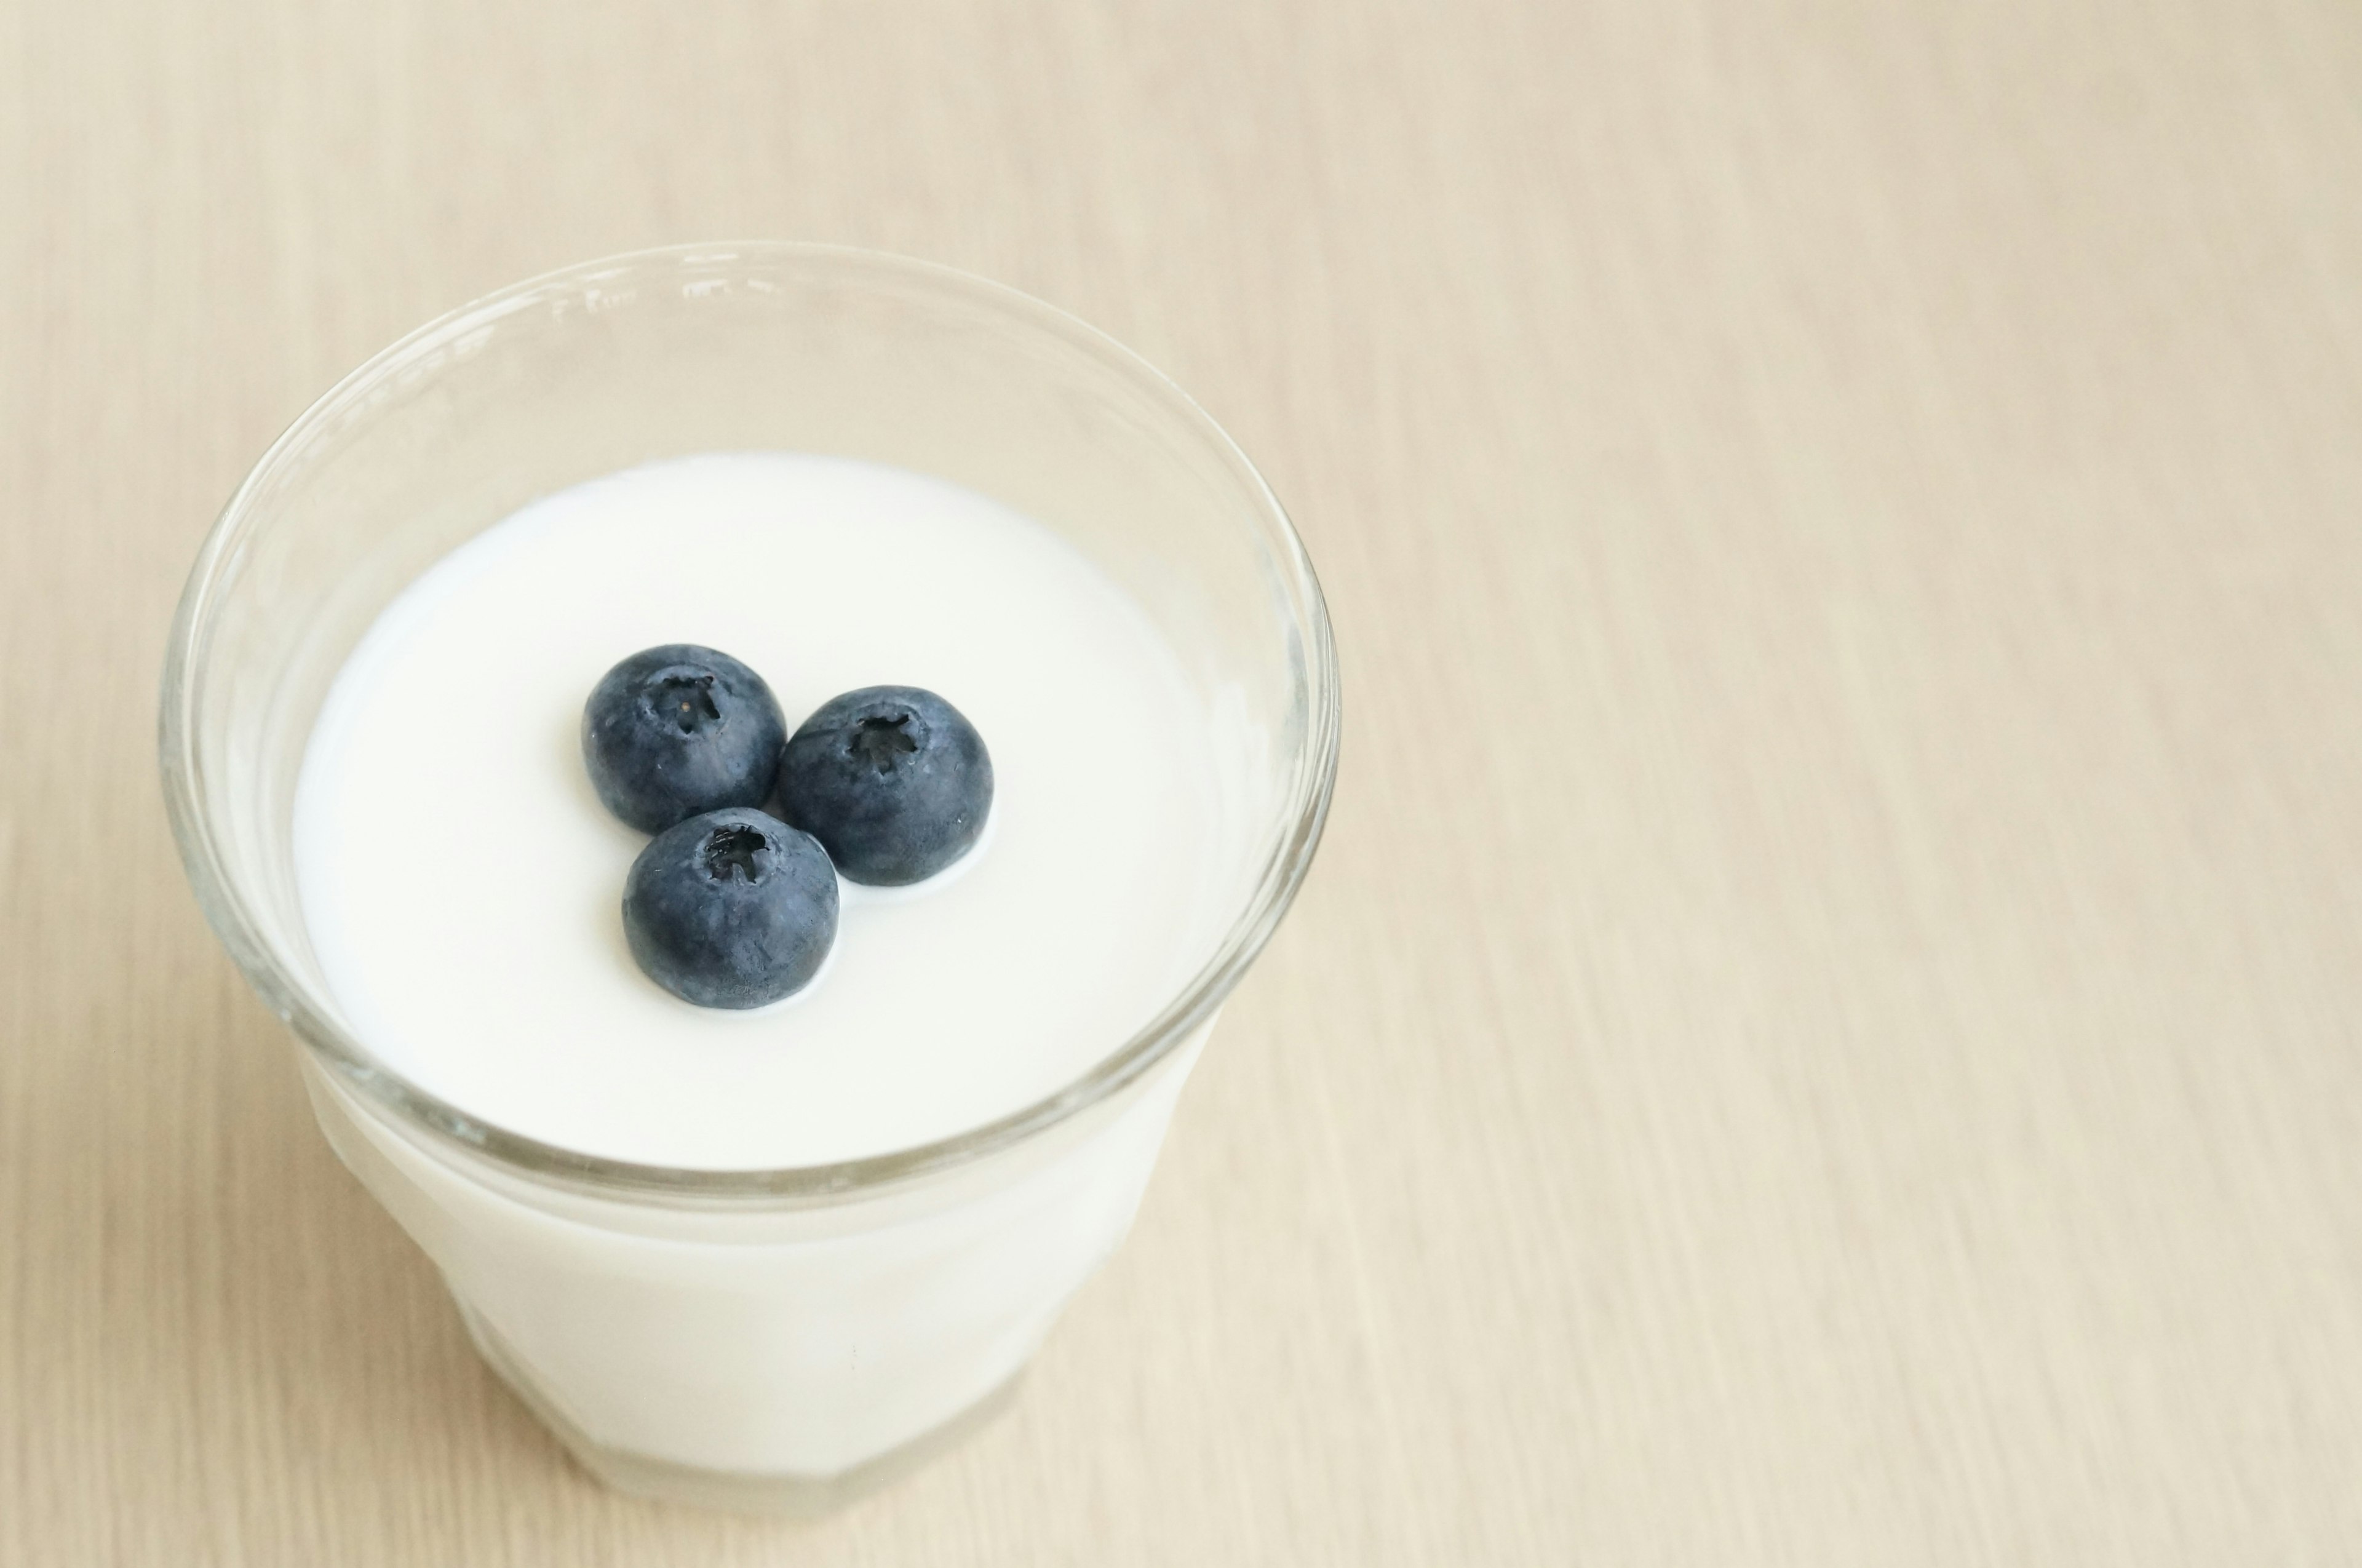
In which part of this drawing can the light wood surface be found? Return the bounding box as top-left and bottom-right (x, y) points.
(7, 2), (2362, 1562)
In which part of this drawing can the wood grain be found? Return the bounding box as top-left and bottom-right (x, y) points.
(6, 1), (2362, 1561)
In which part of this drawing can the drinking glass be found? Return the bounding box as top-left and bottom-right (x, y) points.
(159, 243), (1338, 1513)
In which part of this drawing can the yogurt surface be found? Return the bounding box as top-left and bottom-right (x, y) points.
(295, 453), (1224, 1168)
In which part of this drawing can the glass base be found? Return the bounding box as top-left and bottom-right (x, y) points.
(455, 1300), (1025, 1515)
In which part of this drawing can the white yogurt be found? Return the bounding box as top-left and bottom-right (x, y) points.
(292, 453), (1238, 1489)
(296, 452), (1227, 1168)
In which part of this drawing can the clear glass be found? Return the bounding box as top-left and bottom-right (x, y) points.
(157, 243), (1339, 1511)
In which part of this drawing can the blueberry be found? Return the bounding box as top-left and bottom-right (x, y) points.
(771, 686), (993, 886)
(622, 808), (838, 1008)
(582, 645), (788, 834)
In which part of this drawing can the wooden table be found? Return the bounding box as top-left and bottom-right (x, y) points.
(6, 3), (2360, 1561)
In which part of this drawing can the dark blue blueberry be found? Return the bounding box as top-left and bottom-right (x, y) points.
(621, 808), (838, 1008)
(582, 645), (788, 834)
(771, 686), (993, 886)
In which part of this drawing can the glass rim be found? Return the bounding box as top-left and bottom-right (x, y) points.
(157, 241), (1341, 1208)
